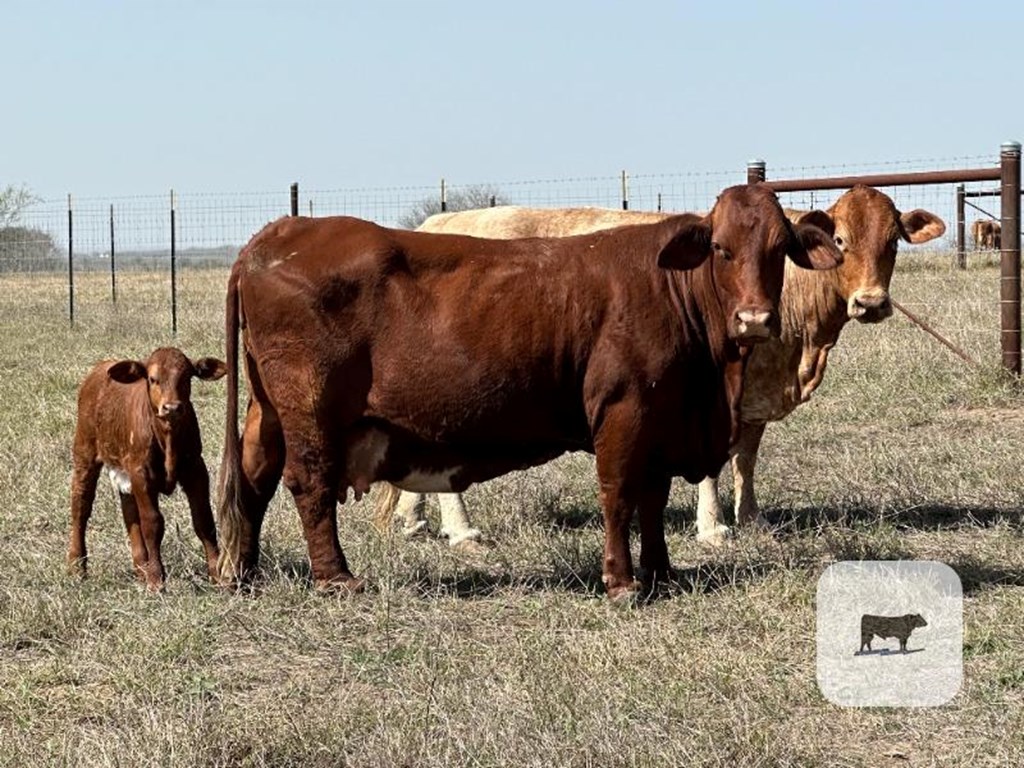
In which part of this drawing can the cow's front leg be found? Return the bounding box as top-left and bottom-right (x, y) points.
(637, 474), (673, 589)
(178, 458), (220, 583)
(594, 402), (646, 602)
(695, 473), (732, 546)
(731, 421), (768, 529)
(283, 447), (363, 593)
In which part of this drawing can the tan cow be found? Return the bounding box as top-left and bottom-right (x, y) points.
(971, 219), (1001, 250)
(380, 186), (945, 547)
(68, 347), (227, 591)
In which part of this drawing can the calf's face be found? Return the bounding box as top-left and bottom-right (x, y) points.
(107, 347), (227, 422)
(829, 185), (945, 324)
(658, 185), (842, 344)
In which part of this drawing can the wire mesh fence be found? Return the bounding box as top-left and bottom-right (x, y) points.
(0, 151), (1017, 370)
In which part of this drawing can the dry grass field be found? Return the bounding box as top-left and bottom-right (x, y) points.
(1, 252), (1023, 767)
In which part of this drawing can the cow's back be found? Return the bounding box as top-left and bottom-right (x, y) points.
(418, 206), (672, 238)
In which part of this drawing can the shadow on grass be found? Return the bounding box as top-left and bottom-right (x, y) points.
(760, 503), (1024, 534)
(854, 648), (925, 657)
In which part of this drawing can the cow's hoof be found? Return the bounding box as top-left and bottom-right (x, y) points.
(401, 519), (430, 539)
(451, 537), (491, 556)
(605, 580), (644, 606)
(145, 579), (167, 595)
(696, 524), (733, 547)
(67, 557), (88, 580)
(314, 574), (366, 595)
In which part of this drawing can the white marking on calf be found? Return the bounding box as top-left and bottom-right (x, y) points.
(106, 466), (132, 495)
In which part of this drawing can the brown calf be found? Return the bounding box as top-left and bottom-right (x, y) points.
(68, 347), (227, 591)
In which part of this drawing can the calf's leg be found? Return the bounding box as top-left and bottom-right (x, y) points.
(68, 457), (102, 577)
(178, 459), (220, 582)
(131, 483), (166, 592)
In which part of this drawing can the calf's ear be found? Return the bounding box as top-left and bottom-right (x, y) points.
(193, 357), (228, 381)
(656, 216), (711, 270)
(900, 209), (945, 244)
(107, 360), (147, 384)
(787, 211), (842, 270)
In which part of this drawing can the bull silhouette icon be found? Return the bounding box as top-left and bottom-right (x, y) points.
(857, 613), (928, 654)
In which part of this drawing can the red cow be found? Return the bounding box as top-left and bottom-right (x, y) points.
(217, 185), (841, 601)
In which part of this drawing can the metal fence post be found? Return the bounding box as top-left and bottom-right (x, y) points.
(170, 190), (177, 336)
(440, 178), (447, 213)
(956, 184), (966, 269)
(109, 203), (117, 304)
(67, 194), (74, 327)
(1000, 141), (1021, 375)
(290, 182), (299, 216)
(621, 170), (629, 210)
(747, 159), (766, 185)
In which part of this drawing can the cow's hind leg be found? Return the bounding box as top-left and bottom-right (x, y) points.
(281, 425), (362, 593)
(235, 396), (286, 581)
(438, 493), (484, 549)
(394, 491), (429, 537)
(68, 457), (102, 577)
(178, 458), (221, 583)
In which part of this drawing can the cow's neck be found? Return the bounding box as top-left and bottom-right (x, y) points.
(779, 260), (849, 400)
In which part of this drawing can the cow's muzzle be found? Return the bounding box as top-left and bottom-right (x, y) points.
(734, 309), (778, 343)
(157, 402), (182, 419)
(848, 290), (892, 323)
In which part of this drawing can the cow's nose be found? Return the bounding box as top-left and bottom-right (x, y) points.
(850, 292), (892, 322)
(735, 310), (775, 342)
(158, 402), (181, 418)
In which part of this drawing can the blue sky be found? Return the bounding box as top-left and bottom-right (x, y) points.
(5, 1), (1023, 201)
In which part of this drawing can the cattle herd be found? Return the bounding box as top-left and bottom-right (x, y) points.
(66, 182), (945, 603)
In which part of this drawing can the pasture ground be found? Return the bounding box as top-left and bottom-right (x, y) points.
(1, 252), (1022, 767)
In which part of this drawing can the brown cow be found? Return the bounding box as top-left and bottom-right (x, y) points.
(971, 219), (1001, 250)
(216, 184), (841, 601)
(379, 187), (945, 547)
(68, 347), (227, 591)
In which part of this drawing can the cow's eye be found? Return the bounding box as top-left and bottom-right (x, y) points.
(149, 376), (158, 385)
(834, 236), (844, 247)
(711, 241), (722, 252)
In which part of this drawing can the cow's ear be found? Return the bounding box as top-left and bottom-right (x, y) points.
(107, 360), (147, 384)
(900, 209), (945, 244)
(787, 212), (842, 270)
(656, 216), (711, 271)
(193, 357), (228, 381)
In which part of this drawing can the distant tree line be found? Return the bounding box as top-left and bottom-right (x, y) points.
(0, 185), (60, 272)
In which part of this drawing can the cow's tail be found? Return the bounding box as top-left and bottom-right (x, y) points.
(217, 261), (244, 583)
(373, 482), (402, 532)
